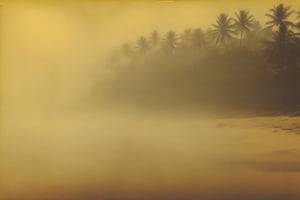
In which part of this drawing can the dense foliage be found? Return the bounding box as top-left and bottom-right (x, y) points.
(95, 4), (300, 114)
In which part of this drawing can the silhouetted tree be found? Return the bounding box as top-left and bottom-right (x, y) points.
(211, 13), (236, 48)
(263, 28), (298, 72)
(192, 28), (206, 48)
(103, 4), (300, 113)
(234, 10), (254, 46)
(137, 36), (149, 54)
(205, 27), (215, 46)
(265, 4), (294, 29)
(263, 4), (300, 109)
(150, 30), (160, 48)
(180, 29), (193, 48)
(265, 4), (294, 67)
(163, 31), (178, 53)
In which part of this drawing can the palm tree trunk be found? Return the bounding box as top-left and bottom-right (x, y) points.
(278, 23), (287, 68)
(240, 31), (244, 47)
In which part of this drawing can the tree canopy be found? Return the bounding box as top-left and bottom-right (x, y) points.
(94, 3), (300, 114)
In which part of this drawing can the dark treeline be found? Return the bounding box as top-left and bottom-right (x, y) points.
(95, 4), (300, 115)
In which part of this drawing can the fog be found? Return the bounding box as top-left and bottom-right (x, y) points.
(3, 113), (300, 199)
(1, 1), (300, 200)
(2, 0), (299, 113)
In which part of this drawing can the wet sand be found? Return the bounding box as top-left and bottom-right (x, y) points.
(1, 112), (300, 200)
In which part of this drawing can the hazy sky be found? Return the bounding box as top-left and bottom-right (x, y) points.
(2, 0), (300, 113)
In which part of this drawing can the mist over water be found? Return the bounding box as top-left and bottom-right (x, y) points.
(1, 1), (300, 200)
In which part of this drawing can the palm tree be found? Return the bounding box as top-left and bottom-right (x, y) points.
(264, 29), (296, 62)
(211, 13), (236, 48)
(150, 30), (160, 48)
(265, 4), (294, 28)
(180, 29), (192, 48)
(265, 4), (294, 44)
(234, 10), (254, 46)
(163, 31), (177, 52)
(137, 36), (149, 54)
(265, 4), (294, 67)
(192, 28), (206, 48)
